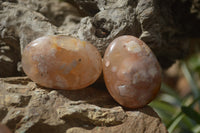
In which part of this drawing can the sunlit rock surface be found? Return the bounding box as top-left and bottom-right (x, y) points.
(0, 77), (167, 133)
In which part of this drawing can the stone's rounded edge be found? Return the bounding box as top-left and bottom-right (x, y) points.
(21, 35), (103, 90)
(0, 124), (11, 133)
(103, 35), (162, 109)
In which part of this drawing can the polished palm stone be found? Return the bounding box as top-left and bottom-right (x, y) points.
(103, 35), (162, 108)
(22, 35), (102, 90)
(0, 124), (11, 133)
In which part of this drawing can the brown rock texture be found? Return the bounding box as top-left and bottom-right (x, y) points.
(0, 77), (168, 133)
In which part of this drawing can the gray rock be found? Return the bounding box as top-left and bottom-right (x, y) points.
(67, 0), (200, 68)
(1, 0), (200, 77)
(0, 0), (80, 77)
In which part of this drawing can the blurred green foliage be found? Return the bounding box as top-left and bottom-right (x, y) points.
(150, 53), (200, 133)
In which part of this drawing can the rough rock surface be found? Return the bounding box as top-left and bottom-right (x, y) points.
(0, 0), (80, 77)
(0, 40), (21, 77)
(1, 0), (200, 77)
(65, 0), (200, 68)
(0, 77), (168, 133)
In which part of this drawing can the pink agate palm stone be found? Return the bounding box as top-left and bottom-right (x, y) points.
(22, 35), (102, 90)
(103, 35), (162, 108)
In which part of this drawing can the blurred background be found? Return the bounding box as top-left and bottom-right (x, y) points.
(150, 42), (200, 133)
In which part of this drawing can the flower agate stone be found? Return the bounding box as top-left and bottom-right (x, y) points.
(22, 35), (102, 90)
(0, 124), (11, 133)
(103, 35), (162, 108)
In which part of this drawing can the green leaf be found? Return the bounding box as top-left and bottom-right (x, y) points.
(161, 83), (182, 102)
(187, 54), (200, 73)
(182, 115), (196, 130)
(192, 125), (200, 133)
(166, 96), (200, 132)
(159, 93), (181, 106)
(181, 106), (200, 124)
(181, 62), (200, 99)
(150, 100), (177, 115)
(167, 113), (185, 133)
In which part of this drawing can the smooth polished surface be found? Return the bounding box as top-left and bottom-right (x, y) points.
(22, 35), (102, 90)
(103, 35), (162, 108)
(0, 124), (11, 133)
